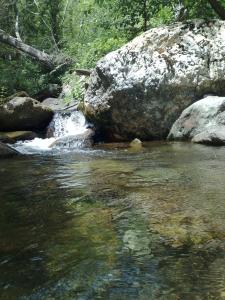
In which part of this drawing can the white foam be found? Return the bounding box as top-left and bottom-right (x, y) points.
(52, 111), (87, 138)
(14, 137), (56, 154)
(12, 111), (88, 154)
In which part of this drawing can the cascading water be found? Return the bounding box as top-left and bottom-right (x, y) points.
(13, 111), (89, 154)
(49, 111), (87, 138)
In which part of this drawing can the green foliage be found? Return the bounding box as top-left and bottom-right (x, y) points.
(75, 36), (127, 69)
(151, 5), (174, 27)
(0, 86), (8, 105)
(61, 72), (87, 104)
(1, 0), (225, 97)
(0, 48), (48, 97)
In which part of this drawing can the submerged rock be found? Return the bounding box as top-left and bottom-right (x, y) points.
(123, 229), (151, 256)
(0, 142), (19, 158)
(168, 96), (225, 145)
(84, 20), (225, 141)
(0, 97), (53, 131)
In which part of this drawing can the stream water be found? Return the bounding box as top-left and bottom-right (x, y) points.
(13, 111), (88, 154)
(1, 141), (225, 300)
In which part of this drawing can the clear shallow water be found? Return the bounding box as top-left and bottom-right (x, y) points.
(1, 142), (225, 299)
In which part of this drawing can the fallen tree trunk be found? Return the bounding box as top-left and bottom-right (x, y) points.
(0, 28), (72, 70)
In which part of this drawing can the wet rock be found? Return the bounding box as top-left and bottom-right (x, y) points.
(0, 135), (12, 143)
(200, 239), (225, 253)
(0, 97), (53, 131)
(151, 211), (214, 249)
(123, 229), (151, 256)
(168, 96), (225, 145)
(0, 131), (37, 143)
(50, 128), (95, 149)
(0, 142), (19, 158)
(84, 20), (225, 141)
(130, 138), (142, 150)
(192, 127), (225, 145)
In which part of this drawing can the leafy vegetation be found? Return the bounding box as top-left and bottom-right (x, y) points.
(0, 0), (225, 98)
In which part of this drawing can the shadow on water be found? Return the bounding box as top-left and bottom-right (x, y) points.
(1, 142), (225, 299)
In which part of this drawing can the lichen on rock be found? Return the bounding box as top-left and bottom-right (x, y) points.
(84, 20), (225, 141)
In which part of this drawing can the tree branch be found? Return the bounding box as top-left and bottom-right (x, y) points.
(0, 28), (74, 74)
(0, 28), (56, 69)
(15, 14), (22, 41)
(14, 1), (22, 42)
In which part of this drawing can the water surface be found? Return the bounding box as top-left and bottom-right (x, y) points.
(1, 142), (225, 300)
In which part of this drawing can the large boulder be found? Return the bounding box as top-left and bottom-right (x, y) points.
(168, 96), (225, 145)
(0, 142), (19, 158)
(0, 97), (54, 131)
(84, 20), (225, 141)
(192, 127), (225, 145)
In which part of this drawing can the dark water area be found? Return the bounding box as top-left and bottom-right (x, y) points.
(1, 142), (225, 300)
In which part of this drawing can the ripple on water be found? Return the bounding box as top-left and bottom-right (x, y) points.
(0, 142), (225, 299)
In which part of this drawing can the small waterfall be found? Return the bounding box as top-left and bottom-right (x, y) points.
(49, 111), (87, 138)
(13, 111), (89, 154)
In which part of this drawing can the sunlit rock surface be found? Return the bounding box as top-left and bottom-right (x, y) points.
(85, 20), (225, 141)
(192, 127), (225, 145)
(42, 97), (77, 112)
(0, 131), (37, 143)
(0, 97), (53, 131)
(168, 96), (225, 145)
(129, 138), (143, 151)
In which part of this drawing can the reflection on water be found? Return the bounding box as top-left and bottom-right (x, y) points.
(1, 142), (225, 299)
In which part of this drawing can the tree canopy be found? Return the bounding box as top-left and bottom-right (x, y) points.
(0, 0), (225, 98)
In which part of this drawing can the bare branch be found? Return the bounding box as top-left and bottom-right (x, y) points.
(0, 28), (73, 73)
(15, 13), (22, 41)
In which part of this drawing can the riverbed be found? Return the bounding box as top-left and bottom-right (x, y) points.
(1, 142), (225, 300)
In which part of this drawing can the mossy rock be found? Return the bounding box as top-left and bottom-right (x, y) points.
(151, 212), (214, 248)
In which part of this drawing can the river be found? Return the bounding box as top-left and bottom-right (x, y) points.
(1, 142), (225, 299)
